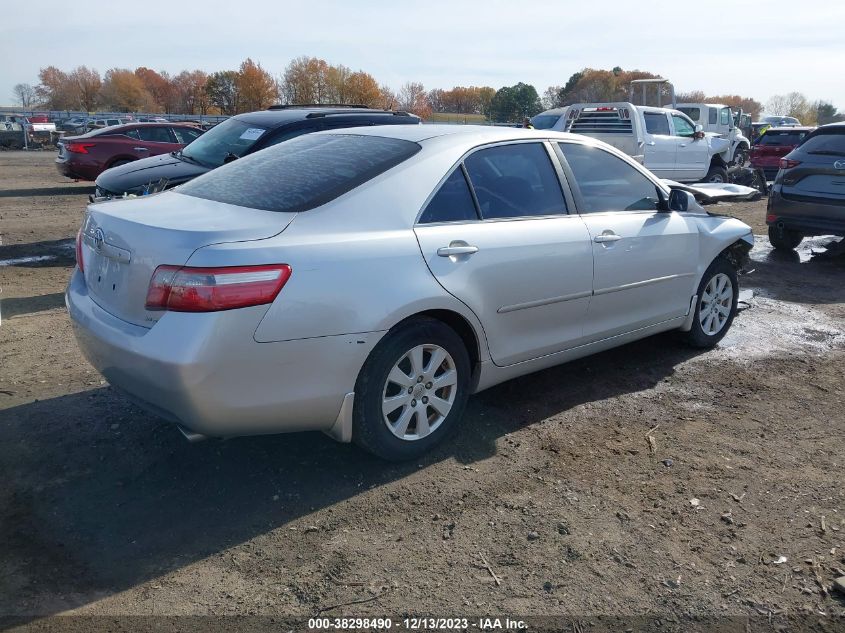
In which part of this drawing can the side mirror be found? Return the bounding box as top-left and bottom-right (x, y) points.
(668, 189), (695, 212)
(693, 125), (705, 140)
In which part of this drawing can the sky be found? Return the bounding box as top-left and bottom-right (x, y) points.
(1, 0), (844, 112)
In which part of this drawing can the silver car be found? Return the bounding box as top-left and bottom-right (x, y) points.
(67, 125), (754, 460)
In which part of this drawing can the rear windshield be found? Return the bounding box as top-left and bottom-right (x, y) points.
(178, 134), (421, 213)
(757, 130), (808, 146)
(530, 114), (562, 130)
(798, 128), (845, 156)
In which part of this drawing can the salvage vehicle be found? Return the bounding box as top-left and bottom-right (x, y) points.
(56, 122), (203, 181)
(749, 126), (814, 181)
(766, 122), (845, 249)
(94, 106), (421, 199)
(675, 102), (751, 166)
(68, 125), (753, 460)
(531, 103), (733, 183)
(762, 115), (802, 126)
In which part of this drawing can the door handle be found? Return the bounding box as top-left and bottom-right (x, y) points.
(133, 147), (149, 152)
(679, 143), (688, 148)
(593, 233), (622, 243)
(437, 244), (479, 257)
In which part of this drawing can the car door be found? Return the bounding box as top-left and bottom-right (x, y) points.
(671, 114), (709, 181)
(134, 126), (181, 159)
(556, 141), (699, 341)
(642, 111), (677, 178)
(414, 141), (594, 366)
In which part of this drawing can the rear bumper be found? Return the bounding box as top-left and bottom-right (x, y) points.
(55, 156), (100, 181)
(767, 189), (845, 236)
(65, 268), (381, 438)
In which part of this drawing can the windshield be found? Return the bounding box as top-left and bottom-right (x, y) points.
(799, 129), (845, 156)
(180, 118), (269, 167)
(530, 114), (562, 130)
(178, 134), (421, 213)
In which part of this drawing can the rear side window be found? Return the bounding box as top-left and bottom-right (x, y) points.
(559, 142), (661, 213)
(644, 112), (671, 135)
(797, 129), (845, 156)
(708, 108), (718, 125)
(138, 127), (174, 143)
(419, 168), (479, 224)
(464, 143), (566, 219)
(677, 107), (699, 122)
(178, 134), (421, 213)
(122, 128), (140, 139)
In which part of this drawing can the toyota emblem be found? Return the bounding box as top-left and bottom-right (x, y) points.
(94, 228), (105, 250)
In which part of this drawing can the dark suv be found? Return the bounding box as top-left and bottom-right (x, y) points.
(94, 105), (420, 198)
(767, 122), (845, 250)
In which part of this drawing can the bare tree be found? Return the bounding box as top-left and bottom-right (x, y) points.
(13, 83), (36, 108)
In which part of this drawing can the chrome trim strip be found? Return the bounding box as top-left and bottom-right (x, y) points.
(498, 290), (592, 314)
(594, 272), (695, 296)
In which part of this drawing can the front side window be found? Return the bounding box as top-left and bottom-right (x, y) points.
(463, 143), (566, 219)
(172, 127), (202, 144)
(672, 115), (695, 138)
(644, 112), (671, 135)
(559, 142), (661, 213)
(178, 134), (421, 213)
(419, 168), (479, 224)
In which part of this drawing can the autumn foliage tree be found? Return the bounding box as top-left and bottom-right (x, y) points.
(236, 59), (277, 111)
(134, 67), (175, 113)
(397, 82), (431, 119)
(99, 69), (155, 112)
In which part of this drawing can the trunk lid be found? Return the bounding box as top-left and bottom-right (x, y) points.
(80, 191), (295, 327)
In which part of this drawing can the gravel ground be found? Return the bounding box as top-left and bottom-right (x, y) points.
(1, 151), (844, 628)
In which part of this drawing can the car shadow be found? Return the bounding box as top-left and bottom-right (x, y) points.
(0, 332), (704, 621)
(0, 293), (65, 318)
(0, 186), (92, 198)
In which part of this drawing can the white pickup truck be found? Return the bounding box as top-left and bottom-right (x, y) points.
(675, 103), (750, 166)
(531, 102), (732, 183)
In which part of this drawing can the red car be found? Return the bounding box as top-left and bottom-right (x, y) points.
(55, 122), (203, 181)
(750, 126), (814, 181)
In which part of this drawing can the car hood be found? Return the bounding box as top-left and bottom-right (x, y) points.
(661, 179), (761, 204)
(95, 152), (209, 195)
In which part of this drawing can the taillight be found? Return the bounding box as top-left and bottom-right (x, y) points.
(779, 158), (801, 169)
(66, 142), (95, 154)
(75, 229), (84, 272)
(145, 264), (292, 312)
(766, 214), (777, 223)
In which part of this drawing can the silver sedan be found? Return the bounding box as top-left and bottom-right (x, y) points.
(67, 125), (753, 460)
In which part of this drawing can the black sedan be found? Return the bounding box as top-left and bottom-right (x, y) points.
(94, 106), (420, 199)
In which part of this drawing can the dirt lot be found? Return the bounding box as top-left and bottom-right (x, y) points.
(1, 151), (844, 628)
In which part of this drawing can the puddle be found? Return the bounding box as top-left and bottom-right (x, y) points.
(750, 234), (844, 264)
(710, 294), (844, 360)
(0, 255), (57, 267)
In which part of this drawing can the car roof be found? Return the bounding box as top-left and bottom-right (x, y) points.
(233, 108), (417, 128)
(316, 123), (603, 147)
(764, 126), (814, 132)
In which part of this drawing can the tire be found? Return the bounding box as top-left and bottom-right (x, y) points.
(768, 225), (803, 251)
(732, 146), (748, 167)
(703, 165), (728, 183)
(352, 317), (471, 461)
(683, 257), (738, 349)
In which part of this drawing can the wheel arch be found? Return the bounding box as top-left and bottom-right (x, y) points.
(106, 155), (137, 169)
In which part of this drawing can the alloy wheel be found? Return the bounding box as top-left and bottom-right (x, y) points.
(381, 344), (457, 441)
(699, 273), (733, 336)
